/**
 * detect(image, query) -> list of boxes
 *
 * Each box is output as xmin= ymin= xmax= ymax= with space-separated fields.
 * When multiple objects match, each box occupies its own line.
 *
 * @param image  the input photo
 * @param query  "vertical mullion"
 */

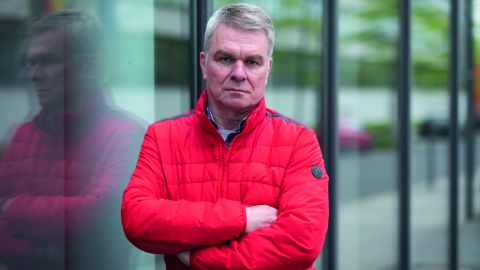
xmin=189 ymin=0 xmax=199 ymax=109
xmin=465 ymin=0 xmax=475 ymax=221
xmin=449 ymin=0 xmax=460 ymax=269
xmin=320 ymin=0 xmax=338 ymax=269
xmin=197 ymin=0 xmax=211 ymax=96
xmin=398 ymin=0 xmax=411 ymax=269
xmin=189 ymin=0 xmax=211 ymax=109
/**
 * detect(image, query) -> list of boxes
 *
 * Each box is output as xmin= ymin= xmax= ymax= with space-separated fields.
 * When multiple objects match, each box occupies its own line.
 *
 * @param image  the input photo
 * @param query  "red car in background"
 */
xmin=317 ymin=119 xmax=374 ymax=151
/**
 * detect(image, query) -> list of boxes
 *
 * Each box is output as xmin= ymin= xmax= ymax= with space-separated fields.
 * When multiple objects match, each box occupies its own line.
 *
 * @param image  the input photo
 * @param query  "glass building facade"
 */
xmin=0 ymin=0 xmax=478 ymax=269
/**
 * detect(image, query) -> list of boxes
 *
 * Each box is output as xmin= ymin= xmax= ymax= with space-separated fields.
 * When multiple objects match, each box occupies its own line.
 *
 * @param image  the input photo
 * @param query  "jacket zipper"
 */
xmin=218 ymin=138 xmax=236 ymax=199
xmin=218 ymin=144 xmax=227 ymax=199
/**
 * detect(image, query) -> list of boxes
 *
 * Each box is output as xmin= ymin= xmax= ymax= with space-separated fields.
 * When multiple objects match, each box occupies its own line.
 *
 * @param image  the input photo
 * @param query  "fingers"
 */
xmin=245 ymin=205 xmax=278 ymax=233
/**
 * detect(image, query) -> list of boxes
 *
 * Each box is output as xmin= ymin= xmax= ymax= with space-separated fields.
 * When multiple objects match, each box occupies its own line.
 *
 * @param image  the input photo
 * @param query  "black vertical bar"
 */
xmin=189 ymin=0 xmax=211 ymax=109
xmin=398 ymin=0 xmax=411 ymax=269
xmin=320 ymin=0 xmax=338 ymax=269
xmin=449 ymin=0 xmax=460 ymax=269
xmin=189 ymin=0 xmax=199 ymax=109
xmin=465 ymin=0 xmax=475 ymax=221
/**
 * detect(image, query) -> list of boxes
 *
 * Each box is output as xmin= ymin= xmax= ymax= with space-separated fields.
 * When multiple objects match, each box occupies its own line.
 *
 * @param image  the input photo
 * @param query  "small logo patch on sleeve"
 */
xmin=311 ymin=165 xmax=323 ymax=179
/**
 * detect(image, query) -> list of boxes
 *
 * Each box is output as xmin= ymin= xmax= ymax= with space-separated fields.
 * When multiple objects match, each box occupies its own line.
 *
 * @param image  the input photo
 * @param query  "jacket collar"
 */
xmin=34 ymin=91 xmax=107 ymax=136
xmin=195 ymin=89 xmax=266 ymax=138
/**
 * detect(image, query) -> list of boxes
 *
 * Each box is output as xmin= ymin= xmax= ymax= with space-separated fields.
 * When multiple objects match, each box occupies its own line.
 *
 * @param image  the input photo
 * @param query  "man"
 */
xmin=0 ymin=12 xmax=144 ymax=269
xmin=122 ymin=3 xmax=329 ymax=269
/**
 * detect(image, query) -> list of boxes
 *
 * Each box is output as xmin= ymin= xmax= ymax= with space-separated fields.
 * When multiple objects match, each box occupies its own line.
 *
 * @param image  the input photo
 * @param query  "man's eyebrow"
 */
xmin=212 ymin=50 xmax=234 ymax=58
xmin=212 ymin=50 xmax=266 ymax=61
xmin=246 ymin=54 xmax=265 ymax=61
xmin=25 ymin=52 xmax=56 ymax=61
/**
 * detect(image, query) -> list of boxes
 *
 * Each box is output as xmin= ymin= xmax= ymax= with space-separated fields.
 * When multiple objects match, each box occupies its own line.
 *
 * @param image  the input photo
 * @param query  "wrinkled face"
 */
xmin=200 ymin=23 xmax=272 ymax=114
xmin=25 ymin=29 xmax=69 ymax=109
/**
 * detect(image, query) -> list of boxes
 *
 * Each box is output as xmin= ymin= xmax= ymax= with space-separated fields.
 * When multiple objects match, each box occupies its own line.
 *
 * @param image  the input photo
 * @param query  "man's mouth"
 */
xmin=36 ymin=89 xmax=53 ymax=97
xmin=37 ymin=88 xmax=56 ymax=93
xmin=225 ymin=88 xmax=248 ymax=93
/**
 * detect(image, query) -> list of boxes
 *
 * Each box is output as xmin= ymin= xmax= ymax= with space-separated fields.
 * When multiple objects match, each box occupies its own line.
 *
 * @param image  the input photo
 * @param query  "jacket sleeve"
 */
xmin=121 ymin=124 xmax=247 ymax=255
xmin=2 ymin=125 xmax=143 ymax=237
xmin=0 ymin=217 xmax=41 ymax=262
xmin=190 ymin=128 xmax=329 ymax=270
xmin=0 ymin=132 xmax=40 ymax=261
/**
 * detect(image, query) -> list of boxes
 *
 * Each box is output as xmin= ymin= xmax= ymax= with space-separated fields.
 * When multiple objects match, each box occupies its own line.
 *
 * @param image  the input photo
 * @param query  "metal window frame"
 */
xmin=189 ymin=0 xmax=211 ymax=108
xmin=465 ymin=0 xmax=475 ymax=222
xmin=449 ymin=0 xmax=460 ymax=269
xmin=398 ymin=0 xmax=412 ymax=269
xmin=321 ymin=0 xmax=339 ymax=270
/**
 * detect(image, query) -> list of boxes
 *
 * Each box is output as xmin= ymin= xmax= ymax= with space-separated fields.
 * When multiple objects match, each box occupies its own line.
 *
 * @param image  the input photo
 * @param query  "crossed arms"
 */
xmin=121 ymin=125 xmax=329 ymax=270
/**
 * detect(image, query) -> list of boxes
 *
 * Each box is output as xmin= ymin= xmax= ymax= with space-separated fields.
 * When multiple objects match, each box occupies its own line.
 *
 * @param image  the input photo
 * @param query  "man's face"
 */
xmin=25 ymin=29 xmax=68 ymax=109
xmin=200 ymin=23 xmax=272 ymax=114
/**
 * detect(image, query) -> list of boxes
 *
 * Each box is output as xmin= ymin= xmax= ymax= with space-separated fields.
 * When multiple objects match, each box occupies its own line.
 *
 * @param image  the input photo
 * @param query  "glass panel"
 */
xmin=0 ymin=0 xmax=172 ymax=269
xmin=153 ymin=0 xmax=190 ymax=268
xmin=213 ymin=0 xmax=325 ymax=268
xmin=475 ymin=0 xmax=480 ymax=220
xmin=154 ymin=0 xmax=190 ymax=120
xmin=459 ymin=0 xmax=480 ymax=268
xmin=411 ymin=0 xmax=449 ymax=269
xmin=337 ymin=0 xmax=399 ymax=269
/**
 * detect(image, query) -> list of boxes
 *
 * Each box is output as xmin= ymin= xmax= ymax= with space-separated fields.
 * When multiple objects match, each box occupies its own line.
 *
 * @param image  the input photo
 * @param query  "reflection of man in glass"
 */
xmin=122 ymin=3 xmax=329 ymax=269
xmin=0 ymin=12 xmax=144 ymax=270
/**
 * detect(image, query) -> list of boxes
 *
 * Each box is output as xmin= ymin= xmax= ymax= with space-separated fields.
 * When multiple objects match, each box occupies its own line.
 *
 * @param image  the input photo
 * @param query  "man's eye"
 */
xmin=245 ymin=59 xmax=259 ymax=66
xmin=26 ymin=56 xmax=59 ymax=67
xmin=219 ymin=57 xmax=233 ymax=63
xmin=25 ymin=59 xmax=36 ymax=67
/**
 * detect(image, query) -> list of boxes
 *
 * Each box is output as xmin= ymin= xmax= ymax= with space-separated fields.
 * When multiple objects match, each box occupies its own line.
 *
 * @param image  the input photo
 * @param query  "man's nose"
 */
xmin=27 ymin=64 xmax=44 ymax=81
xmin=230 ymin=60 xmax=247 ymax=81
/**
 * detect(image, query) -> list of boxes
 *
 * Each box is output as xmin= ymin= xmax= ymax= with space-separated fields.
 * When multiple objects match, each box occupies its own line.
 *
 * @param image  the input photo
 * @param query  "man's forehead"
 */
xmin=31 ymin=28 xmax=65 ymax=42
xmin=209 ymin=23 xmax=269 ymax=55
xmin=27 ymin=30 xmax=65 ymax=55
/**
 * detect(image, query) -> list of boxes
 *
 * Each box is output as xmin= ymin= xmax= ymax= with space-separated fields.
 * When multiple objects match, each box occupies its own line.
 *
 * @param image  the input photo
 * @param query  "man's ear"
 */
xmin=200 ymin=52 xmax=207 ymax=80
xmin=265 ymin=57 xmax=273 ymax=87
xmin=72 ymin=55 xmax=96 ymax=81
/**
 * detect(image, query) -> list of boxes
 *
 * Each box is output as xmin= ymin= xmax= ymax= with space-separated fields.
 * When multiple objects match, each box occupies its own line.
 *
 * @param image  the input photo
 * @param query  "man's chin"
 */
xmin=222 ymin=100 xmax=257 ymax=114
xmin=36 ymin=91 xmax=62 ymax=109
xmin=38 ymin=99 xmax=63 ymax=111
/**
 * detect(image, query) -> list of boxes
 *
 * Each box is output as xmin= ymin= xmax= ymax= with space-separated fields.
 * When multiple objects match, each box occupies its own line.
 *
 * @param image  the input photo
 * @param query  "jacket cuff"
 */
xmin=190 ymin=249 xmax=199 ymax=269
xmin=240 ymin=204 xmax=247 ymax=235
xmin=0 ymin=196 xmax=14 ymax=216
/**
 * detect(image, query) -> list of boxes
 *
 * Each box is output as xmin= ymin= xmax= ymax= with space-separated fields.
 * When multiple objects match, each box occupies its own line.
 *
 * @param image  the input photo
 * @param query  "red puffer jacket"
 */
xmin=0 ymin=95 xmax=145 ymax=270
xmin=122 ymin=90 xmax=329 ymax=270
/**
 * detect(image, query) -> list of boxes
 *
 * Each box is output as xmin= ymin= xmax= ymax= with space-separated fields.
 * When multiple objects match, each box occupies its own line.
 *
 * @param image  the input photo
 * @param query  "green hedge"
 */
xmin=364 ymin=122 xmax=397 ymax=149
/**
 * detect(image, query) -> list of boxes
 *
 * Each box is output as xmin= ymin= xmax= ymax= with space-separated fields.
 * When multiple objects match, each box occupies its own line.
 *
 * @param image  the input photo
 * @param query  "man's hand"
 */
xmin=0 ymin=197 xmax=12 ymax=216
xmin=177 ymin=250 xmax=190 ymax=266
xmin=245 ymin=205 xmax=278 ymax=233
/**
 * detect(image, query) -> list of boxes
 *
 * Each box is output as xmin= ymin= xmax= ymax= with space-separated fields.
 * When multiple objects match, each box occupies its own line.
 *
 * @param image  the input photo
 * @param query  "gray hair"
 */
xmin=27 ymin=11 xmax=104 ymax=58
xmin=203 ymin=3 xmax=275 ymax=57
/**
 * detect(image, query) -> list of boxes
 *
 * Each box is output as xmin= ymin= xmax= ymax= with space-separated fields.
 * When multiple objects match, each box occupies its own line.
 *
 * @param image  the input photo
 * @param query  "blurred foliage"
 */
xmin=412 ymin=0 xmax=449 ymax=89
xmin=340 ymin=0 xmax=450 ymax=89
xmin=214 ymin=0 xmax=461 ymax=90
xmin=271 ymin=49 xmax=322 ymax=86
xmin=364 ymin=122 xmax=397 ymax=149
xmin=339 ymin=0 xmax=399 ymax=88
xmin=155 ymin=36 xmax=189 ymax=85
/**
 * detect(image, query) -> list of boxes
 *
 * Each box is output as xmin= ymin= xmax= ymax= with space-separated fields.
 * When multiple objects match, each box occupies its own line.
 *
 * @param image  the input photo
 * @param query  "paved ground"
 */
xmin=333 ymin=176 xmax=480 ymax=270
xmin=1 ymin=144 xmax=478 ymax=270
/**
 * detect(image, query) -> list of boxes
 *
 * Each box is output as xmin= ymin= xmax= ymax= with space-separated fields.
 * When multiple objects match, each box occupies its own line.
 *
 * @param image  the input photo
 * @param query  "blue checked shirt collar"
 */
xmin=206 ymin=105 xmax=246 ymax=148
